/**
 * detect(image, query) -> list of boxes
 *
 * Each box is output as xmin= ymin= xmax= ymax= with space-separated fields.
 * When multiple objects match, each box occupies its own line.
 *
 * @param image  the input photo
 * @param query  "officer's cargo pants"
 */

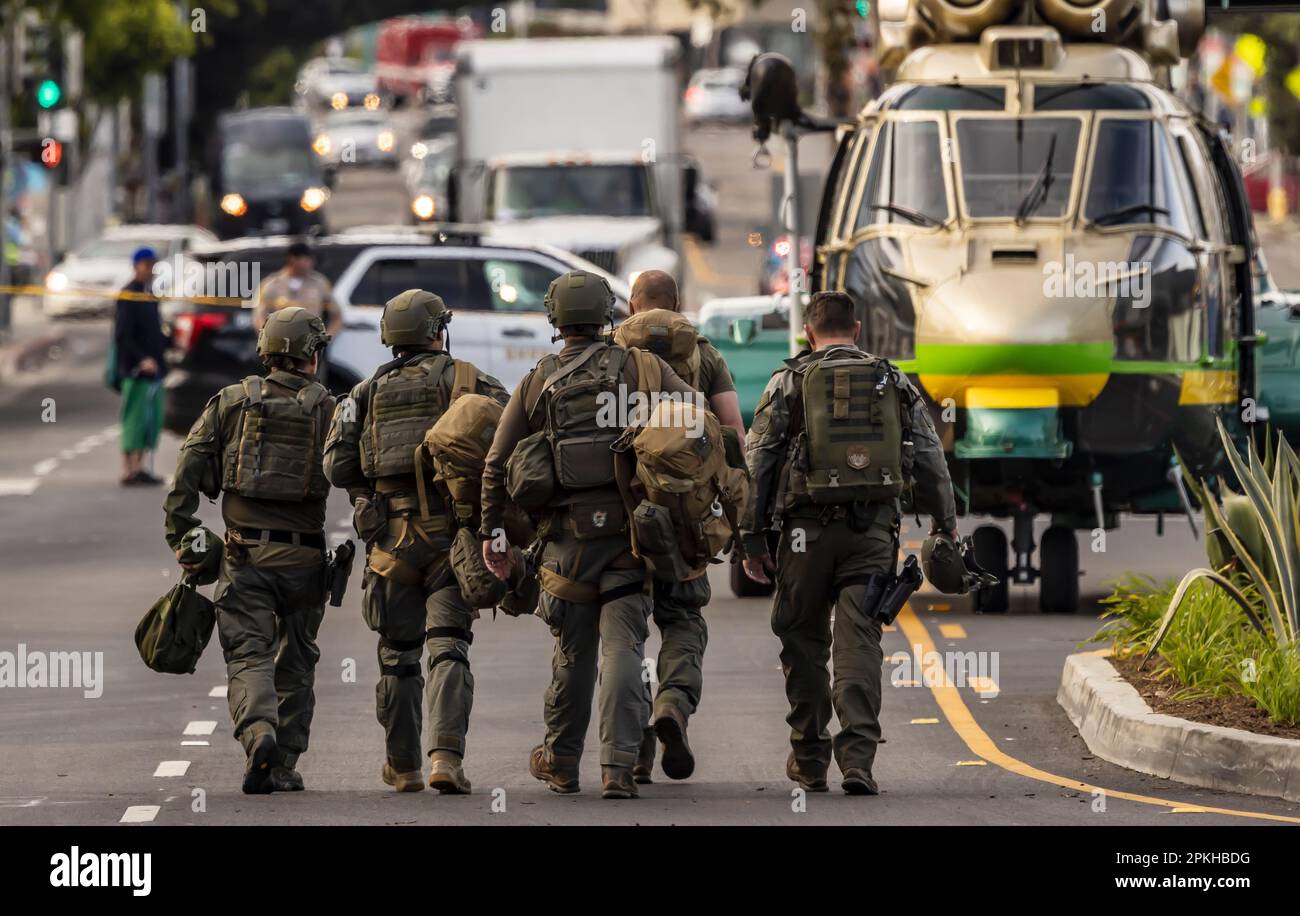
xmin=214 ymin=558 xmax=326 ymax=766
xmin=642 ymin=575 xmax=710 ymax=721
xmin=536 ymin=529 xmax=651 ymax=769
xmin=771 ymin=510 xmax=897 ymax=775
xmin=362 ymin=520 xmax=477 ymax=773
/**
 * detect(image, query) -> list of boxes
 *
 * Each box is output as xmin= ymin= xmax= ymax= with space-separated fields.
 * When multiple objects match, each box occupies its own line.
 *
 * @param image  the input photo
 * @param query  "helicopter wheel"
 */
xmin=972 ymin=525 xmax=1010 ymax=614
xmin=730 ymin=552 xmax=774 ymax=598
xmin=1038 ymin=526 xmax=1079 ymax=614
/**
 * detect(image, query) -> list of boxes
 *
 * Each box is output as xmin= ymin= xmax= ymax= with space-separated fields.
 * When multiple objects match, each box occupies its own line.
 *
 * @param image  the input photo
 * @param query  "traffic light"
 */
xmin=856 ymin=0 xmax=871 ymax=16
xmin=36 ymin=79 xmax=62 ymax=109
xmin=41 ymin=139 xmax=64 ymax=169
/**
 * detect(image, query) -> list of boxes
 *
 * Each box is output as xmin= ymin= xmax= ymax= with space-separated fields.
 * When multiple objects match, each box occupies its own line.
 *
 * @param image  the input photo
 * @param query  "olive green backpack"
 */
xmin=788 ymin=347 xmax=913 ymax=505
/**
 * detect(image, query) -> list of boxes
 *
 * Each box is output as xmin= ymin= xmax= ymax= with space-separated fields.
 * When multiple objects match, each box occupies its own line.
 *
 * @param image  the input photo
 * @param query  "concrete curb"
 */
xmin=1058 ymin=652 xmax=1300 ymax=802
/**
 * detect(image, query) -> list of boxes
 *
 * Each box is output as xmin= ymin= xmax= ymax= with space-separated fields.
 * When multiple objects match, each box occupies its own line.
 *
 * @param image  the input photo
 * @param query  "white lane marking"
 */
xmin=120 ymin=806 xmax=160 ymax=823
xmin=32 ymin=458 xmax=59 ymax=476
xmin=208 ymin=685 xmax=227 ymax=698
xmin=153 ymin=761 xmax=190 ymax=777
xmin=183 ymin=720 xmax=218 ymax=736
xmin=0 ymin=797 xmax=45 ymax=808
xmin=181 ymin=740 xmax=210 ymax=747
xmin=58 ymin=448 xmax=76 ymax=460
xmin=0 ymin=478 xmax=39 ymax=496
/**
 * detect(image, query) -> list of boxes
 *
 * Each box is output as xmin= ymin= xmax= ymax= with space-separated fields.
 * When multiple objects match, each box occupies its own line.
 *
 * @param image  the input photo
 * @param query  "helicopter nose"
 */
xmin=915 ymin=266 xmax=1115 ymax=460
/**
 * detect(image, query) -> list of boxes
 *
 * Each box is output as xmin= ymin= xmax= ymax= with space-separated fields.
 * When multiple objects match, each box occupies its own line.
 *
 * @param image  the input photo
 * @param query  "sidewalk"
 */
xmin=0 ymin=296 xmax=68 ymax=383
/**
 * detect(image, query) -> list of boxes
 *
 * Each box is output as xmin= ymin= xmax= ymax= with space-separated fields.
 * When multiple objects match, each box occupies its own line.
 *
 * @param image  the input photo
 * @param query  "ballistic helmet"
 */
xmin=543 ymin=270 xmax=615 ymax=330
xmin=380 ymin=289 xmax=451 ymax=347
xmin=922 ymin=531 xmax=969 ymax=595
xmin=257 ymin=306 xmax=328 ymax=362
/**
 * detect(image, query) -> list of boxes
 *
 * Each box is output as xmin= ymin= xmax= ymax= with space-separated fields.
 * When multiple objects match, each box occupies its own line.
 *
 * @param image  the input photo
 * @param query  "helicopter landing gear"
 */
xmin=1038 ymin=526 xmax=1080 ymax=614
xmin=971 ymin=525 xmax=1010 ymax=613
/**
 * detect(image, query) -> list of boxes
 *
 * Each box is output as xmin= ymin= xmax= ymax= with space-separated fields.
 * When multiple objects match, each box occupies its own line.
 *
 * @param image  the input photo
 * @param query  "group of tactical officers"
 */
xmin=163 ymin=267 xmax=964 ymax=800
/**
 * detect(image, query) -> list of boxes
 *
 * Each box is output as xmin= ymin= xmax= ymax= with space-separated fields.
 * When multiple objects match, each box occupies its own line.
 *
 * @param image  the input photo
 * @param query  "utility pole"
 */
xmin=172 ymin=1 xmax=191 ymax=223
xmin=143 ymin=72 xmax=164 ymax=223
xmin=0 ymin=11 xmax=12 ymax=336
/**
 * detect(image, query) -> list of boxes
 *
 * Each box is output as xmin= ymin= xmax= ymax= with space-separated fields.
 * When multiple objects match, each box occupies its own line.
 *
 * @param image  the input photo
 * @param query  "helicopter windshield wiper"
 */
xmin=1088 ymin=203 xmax=1170 ymax=227
xmin=1014 ymin=134 xmax=1057 ymax=226
xmin=871 ymin=203 xmax=944 ymax=228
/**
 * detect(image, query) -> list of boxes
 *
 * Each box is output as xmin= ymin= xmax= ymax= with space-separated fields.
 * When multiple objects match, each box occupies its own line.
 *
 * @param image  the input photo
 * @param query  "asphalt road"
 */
xmin=3 ymin=125 xmax=1300 ymax=826
xmin=1 ymin=325 xmax=1298 ymax=826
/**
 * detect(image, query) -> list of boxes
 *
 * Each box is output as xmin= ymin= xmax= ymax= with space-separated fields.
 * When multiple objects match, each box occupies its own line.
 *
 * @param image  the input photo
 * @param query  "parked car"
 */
xmin=43 ymin=224 xmax=217 ymax=319
xmin=684 ymin=67 xmax=750 ymax=125
xmin=209 ymin=108 xmax=330 ymax=239
xmin=693 ymin=293 xmax=803 ymax=425
xmin=162 ymin=227 xmax=629 ymax=434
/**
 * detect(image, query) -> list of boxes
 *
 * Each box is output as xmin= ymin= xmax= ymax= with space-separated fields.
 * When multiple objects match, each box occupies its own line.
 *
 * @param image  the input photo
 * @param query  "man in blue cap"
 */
xmin=112 ymin=246 xmax=167 ymax=485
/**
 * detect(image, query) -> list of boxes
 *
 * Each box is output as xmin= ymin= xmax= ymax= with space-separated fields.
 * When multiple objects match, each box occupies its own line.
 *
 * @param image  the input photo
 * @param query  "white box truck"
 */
xmin=453 ymin=36 xmax=708 ymax=289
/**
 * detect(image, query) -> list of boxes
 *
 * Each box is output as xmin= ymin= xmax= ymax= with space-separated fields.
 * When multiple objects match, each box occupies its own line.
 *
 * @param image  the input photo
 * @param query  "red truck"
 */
xmin=375 ymin=17 xmax=478 ymax=103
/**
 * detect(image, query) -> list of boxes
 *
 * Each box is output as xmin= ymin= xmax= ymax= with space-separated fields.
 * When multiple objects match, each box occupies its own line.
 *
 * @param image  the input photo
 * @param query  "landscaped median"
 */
xmin=1059 ymin=420 xmax=1300 ymax=801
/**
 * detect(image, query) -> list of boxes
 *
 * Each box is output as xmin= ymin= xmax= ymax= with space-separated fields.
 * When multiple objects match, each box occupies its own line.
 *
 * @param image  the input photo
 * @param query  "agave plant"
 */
xmin=1143 ymin=419 xmax=1300 ymax=667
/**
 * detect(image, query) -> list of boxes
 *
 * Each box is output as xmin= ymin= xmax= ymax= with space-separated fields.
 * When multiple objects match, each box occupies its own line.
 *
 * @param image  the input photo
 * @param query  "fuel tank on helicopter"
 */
xmin=805 ymin=0 xmax=1259 ymax=611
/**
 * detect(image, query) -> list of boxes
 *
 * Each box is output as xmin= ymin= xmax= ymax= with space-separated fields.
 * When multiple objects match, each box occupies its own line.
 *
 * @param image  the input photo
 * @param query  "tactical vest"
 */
xmin=613 ymin=309 xmax=703 ymax=389
xmin=785 ymin=347 xmax=914 ymax=507
xmin=359 ymin=353 xmax=476 ymax=480
xmin=223 ymin=376 xmax=331 ymax=501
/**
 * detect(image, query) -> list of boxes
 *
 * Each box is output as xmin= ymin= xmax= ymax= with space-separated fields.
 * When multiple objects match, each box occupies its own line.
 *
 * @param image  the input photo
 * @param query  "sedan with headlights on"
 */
xmin=312 ymin=109 xmax=399 ymax=172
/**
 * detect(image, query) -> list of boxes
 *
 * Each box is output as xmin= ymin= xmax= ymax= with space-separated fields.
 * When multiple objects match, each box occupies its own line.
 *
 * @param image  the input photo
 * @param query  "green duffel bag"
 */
xmin=135 ymin=578 xmax=216 ymax=675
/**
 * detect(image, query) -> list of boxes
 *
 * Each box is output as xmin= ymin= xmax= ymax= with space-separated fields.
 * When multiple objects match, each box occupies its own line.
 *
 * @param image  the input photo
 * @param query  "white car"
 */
xmin=684 ymin=67 xmax=750 ymax=125
xmin=43 ymin=224 xmax=217 ymax=319
xmin=312 ymin=109 xmax=399 ymax=169
xmin=327 ymin=235 xmax=631 ymax=392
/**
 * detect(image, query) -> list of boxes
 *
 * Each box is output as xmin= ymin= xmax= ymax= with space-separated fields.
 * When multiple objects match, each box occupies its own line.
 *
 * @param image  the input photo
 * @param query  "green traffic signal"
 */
xmin=36 ymin=79 xmax=62 ymax=109
xmin=856 ymin=0 xmax=870 ymax=16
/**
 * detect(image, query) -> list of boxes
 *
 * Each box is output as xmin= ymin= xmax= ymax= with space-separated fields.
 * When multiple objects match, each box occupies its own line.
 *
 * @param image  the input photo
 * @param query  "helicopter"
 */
xmin=740 ymin=0 xmax=1275 ymax=612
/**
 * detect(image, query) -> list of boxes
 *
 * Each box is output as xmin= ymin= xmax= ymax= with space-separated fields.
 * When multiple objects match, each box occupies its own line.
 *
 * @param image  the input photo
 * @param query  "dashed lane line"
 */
xmin=183 ymin=720 xmax=218 ymax=736
xmin=153 ymin=761 xmax=191 ymax=778
xmin=120 ymin=806 xmax=160 ymax=824
xmin=894 ymin=604 xmax=1300 ymax=824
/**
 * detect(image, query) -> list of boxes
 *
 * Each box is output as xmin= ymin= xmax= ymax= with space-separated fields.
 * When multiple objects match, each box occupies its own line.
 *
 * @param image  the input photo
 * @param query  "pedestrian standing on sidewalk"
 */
xmin=113 ymin=246 xmax=167 ymax=486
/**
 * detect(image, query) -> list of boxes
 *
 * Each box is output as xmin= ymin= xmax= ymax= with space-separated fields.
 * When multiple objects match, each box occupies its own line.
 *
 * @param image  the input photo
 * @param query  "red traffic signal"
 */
xmin=41 ymin=138 xmax=63 ymax=168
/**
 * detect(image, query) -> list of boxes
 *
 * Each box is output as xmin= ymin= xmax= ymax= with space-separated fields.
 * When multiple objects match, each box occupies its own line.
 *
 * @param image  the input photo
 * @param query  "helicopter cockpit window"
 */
xmin=895 ymin=85 xmax=1005 ymax=111
xmin=855 ymin=120 xmax=949 ymax=229
xmin=954 ymin=117 xmax=1080 ymax=219
xmin=1084 ymin=120 xmax=1195 ymax=236
xmin=1032 ymin=83 xmax=1150 ymax=111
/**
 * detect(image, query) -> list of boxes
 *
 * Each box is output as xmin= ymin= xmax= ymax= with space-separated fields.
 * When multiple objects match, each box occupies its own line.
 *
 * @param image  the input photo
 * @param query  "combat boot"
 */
xmin=633 ymin=726 xmax=656 ymax=784
xmin=653 ymin=705 xmax=694 ymax=780
xmin=529 ymin=744 xmax=580 ymax=794
xmin=428 ymin=750 xmax=472 ymax=795
xmin=600 ymin=765 xmax=638 ymax=799
xmin=841 ymin=768 xmax=880 ymax=796
xmin=242 ymin=732 xmax=277 ymax=795
xmin=381 ymin=761 xmax=425 ymax=793
xmin=785 ymin=753 xmax=828 ymax=793
xmin=269 ymin=765 xmax=305 ymax=792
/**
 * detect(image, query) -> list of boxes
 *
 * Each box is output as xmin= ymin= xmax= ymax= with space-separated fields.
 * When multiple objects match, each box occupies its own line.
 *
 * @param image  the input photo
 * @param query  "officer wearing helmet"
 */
xmin=164 ymin=306 xmax=336 ymax=795
xmin=479 ymin=269 xmax=697 ymax=799
xmin=324 ymin=289 xmax=507 ymax=795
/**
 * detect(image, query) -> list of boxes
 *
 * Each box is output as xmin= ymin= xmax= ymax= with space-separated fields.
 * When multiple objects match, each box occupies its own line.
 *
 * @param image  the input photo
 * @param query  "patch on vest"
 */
xmin=592 ymin=510 xmax=608 ymax=529
xmin=846 ymin=445 xmax=871 ymax=470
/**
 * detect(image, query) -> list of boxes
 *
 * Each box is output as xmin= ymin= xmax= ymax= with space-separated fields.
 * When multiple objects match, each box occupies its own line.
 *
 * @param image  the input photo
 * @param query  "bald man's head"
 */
xmin=629 ymin=270 xmax=679 ymax=314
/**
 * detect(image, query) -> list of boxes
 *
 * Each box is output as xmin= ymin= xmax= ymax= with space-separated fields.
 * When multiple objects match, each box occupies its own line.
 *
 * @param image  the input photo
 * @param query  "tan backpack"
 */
xmin=613 ymin=309 xmax=702 ymax=388
xmin=615 ymin=398 xmax=749 ymax=580
xmin=416 ymin=393 xmax=535 ymax=545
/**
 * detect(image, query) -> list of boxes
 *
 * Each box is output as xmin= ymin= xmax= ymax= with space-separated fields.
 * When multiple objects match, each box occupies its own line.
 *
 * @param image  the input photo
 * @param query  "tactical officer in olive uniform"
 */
xmin=619 ymin=270 xmax=745 ymax=784
xmin=480 ymin=270 xmax=696 ymax=799
xmin=324 ymin=290 xmax=507 ymax=794
xmin=741 ymin=291 xmax=959 ymax=795
xmin=164 ymin=306 xmax=335 ymax=794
